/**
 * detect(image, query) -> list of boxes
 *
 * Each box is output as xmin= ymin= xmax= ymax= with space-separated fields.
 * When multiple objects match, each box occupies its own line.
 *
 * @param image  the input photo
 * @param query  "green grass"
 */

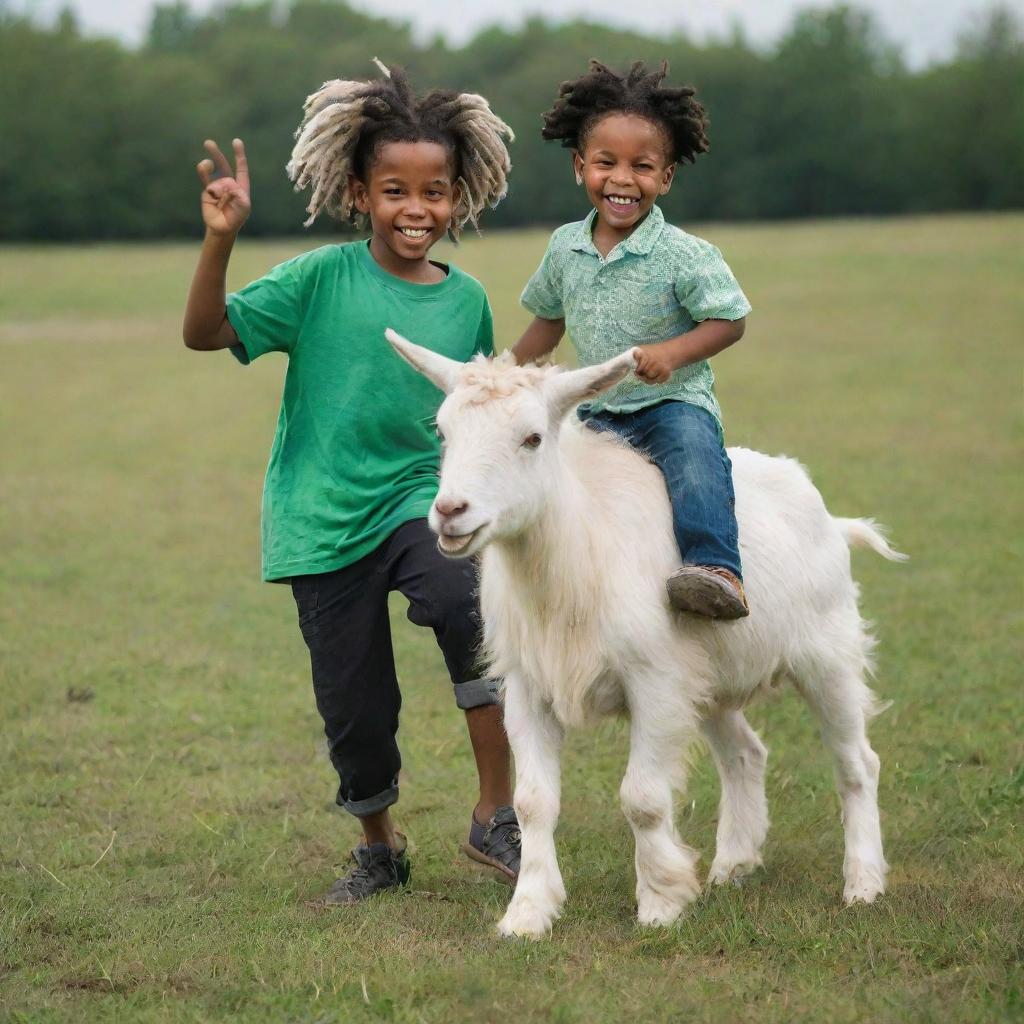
xmin=1 ymin=214 xmax=1022 ymax=1022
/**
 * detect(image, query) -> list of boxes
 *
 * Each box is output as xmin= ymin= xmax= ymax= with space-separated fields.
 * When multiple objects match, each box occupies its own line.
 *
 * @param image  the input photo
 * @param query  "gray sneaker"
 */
xmin=316 ymin=836 xmax=411 ymax=905
xmin=667 ymin=566 xmax=750 ymax=619
xmin=463 ymin=806 xmax=521 ymax=883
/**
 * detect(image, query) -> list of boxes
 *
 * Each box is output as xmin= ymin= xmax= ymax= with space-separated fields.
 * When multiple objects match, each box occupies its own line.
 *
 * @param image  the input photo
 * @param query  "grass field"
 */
xmin=1 ymin=214 xmax=1021 ymax=1022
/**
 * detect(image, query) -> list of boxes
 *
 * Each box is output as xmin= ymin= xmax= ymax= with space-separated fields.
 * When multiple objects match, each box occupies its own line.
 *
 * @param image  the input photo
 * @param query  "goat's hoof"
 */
xmin=843 ymin=881 xmax=885 ymax=905
xmin=708 ymin=854 xmax=763 ymax=887
xmin=637 ymin=907 xmax=684 ymax=927
xmin=636 ymin=895 xmax=686 ymax=927
xmin=636 ymin=882 xmax=698 ymax=927
xmin=496 ymin=899 xmax=559 ymax=939
xmin=842 ymin=860 xmax=886 ymax=904
xmin=845 ymin=890 xmax=879 ymax=905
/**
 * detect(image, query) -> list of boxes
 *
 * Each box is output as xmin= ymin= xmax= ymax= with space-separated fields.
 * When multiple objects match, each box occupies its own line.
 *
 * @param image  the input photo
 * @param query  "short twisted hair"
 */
xmin=541 ymin=59 xmax=709 ymax=165
xmin=287 ymin=59 xmax=514 ymax=236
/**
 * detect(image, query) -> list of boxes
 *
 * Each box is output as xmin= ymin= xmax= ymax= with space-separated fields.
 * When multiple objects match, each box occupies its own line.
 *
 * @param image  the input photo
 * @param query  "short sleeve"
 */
xmin=673 ymin=243 xmax=751 ymax=323
xmin=475 ymin=297 xmax=495 ymax=357
xmin=225 ymin=255 xmax=306 ymax=365
xmin=520 ymin=236 xmax=565 ymax=320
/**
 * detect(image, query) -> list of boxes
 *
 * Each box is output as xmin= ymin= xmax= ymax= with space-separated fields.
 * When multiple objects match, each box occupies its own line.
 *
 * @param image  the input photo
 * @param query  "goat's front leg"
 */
xmin=621 ymin=687 xmax=702 ymax=926
xmin=497 ymin=674 xmax=565 ymax=939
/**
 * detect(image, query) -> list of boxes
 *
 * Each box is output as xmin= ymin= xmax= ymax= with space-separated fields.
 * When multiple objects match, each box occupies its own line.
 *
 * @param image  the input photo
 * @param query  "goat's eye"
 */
xmin=435 ymin=428 xmax=445 ymax=443
xmin=521 ymin=433 xmax=543 ymax=450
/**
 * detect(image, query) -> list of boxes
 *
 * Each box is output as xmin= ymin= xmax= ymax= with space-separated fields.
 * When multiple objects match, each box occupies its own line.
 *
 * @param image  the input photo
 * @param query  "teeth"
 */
xmin=607 ymin=196 xmax=637 ymax=205
xmin=399 ymin=228 xmax=429 ymax=237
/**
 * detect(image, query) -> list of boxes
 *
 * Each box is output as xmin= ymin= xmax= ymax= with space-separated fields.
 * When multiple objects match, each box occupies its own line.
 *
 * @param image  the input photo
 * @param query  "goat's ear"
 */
xmin=543 ymin=348 xmax=637 ymax=420
xmin=385 ymin=328 xmax=463 ymax=395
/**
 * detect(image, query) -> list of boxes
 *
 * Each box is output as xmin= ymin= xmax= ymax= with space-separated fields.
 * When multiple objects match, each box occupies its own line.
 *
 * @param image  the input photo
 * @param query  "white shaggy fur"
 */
xmin=386 ymin=329 xmax=906 ymax=938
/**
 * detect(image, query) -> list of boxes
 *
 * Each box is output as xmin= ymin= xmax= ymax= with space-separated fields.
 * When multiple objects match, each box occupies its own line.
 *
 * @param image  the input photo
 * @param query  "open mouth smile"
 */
xmin=437 ymin=526 xmax=483 ymax=555
xmin=398 ymin=227 xmax=431 ymax=238
xmin=604 ymin=195 xmax=640 ymax=210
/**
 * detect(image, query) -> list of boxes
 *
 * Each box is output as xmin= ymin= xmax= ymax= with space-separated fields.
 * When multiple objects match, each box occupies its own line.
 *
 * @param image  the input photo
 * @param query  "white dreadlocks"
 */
xmin=287 ymin=60 xmax=514 ymax=235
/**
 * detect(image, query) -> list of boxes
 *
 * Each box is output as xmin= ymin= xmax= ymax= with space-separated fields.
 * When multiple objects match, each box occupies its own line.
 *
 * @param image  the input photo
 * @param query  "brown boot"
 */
xmin=667 ymin=566 xmax=750 ymax=619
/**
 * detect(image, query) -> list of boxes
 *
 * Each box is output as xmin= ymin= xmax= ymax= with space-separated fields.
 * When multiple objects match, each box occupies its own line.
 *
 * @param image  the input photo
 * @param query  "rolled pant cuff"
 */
xmin=454 ymin=677 xmax=501 ymax=710
xmin=339 ymin=783 xmax=399 ymax=818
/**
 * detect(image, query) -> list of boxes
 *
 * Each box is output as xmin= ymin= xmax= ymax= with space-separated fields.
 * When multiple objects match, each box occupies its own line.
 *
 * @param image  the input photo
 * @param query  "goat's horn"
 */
xmin=385 ymin=328 xmax=464 ymax=395
xmin=544 ymin=349 xmax=636 ymax=419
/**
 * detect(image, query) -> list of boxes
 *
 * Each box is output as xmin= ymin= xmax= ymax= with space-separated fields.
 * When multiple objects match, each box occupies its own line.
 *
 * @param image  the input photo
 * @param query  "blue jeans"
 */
xmin=582 ymin=400 xmax=743 ymax=580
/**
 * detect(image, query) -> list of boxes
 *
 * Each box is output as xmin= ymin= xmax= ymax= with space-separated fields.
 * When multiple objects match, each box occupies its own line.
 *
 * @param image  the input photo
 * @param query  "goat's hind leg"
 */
xmin=797 ymin=662 xmax=887 ymax=904
xmin=701 ymin=707 xmax=769 ymax=886
xmin=621 ymin=689 xmax=702 ymax=927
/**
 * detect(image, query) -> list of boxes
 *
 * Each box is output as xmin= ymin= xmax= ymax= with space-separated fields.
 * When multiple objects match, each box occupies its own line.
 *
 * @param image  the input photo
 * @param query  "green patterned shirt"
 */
xmin=521 ymin=205 xmax=750 ymax=422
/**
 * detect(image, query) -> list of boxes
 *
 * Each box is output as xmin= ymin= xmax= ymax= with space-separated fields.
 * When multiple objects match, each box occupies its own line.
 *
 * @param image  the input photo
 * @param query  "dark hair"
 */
xmin=287 ymin=60 xmax=513 ymax=236
xmin=541 ymin=59 xmax=709 ymax=165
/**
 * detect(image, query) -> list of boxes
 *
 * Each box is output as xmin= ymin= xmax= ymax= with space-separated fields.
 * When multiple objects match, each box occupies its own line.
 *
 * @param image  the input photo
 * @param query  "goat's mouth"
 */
xmin=436 ymin=525 xmax=485 ymax=557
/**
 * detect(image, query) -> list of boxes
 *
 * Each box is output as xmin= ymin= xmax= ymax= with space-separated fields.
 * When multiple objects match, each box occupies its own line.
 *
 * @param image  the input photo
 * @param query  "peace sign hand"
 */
xmin=197 ymin=138 xmax=251 ymax=237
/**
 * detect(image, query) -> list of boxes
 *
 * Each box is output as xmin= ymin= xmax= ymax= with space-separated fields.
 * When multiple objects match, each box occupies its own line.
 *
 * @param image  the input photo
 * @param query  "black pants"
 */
xmin=290 ymin=519 xmax=498 ymax=818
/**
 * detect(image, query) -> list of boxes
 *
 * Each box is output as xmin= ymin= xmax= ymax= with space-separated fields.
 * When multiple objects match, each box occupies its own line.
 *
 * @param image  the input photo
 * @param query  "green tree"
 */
xmin=901 ymin=6 xmax=1024 ymax=210
xmin=743 ymin=6 xmax=907 ymax=217
xmin=148 ymin=1 xmax=199 ymax=53
xmin=1 ymin=0 xmax=1021 ymax=239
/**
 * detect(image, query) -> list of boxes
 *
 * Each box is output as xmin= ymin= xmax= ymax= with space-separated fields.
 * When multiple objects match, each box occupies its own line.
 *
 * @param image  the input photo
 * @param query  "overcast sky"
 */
xmin=11 ymin=0 xmax=1018 ymax=67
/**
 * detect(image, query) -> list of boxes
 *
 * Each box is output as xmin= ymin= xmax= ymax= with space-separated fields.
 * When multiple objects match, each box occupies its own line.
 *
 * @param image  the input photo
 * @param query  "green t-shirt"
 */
xmin=226 ymin=240 xmax=493 ymax=581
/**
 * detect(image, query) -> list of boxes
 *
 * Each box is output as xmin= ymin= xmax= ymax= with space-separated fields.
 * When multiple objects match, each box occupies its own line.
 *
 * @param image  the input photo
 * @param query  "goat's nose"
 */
xmin=435 ymin=496 xmax=469 ymax=518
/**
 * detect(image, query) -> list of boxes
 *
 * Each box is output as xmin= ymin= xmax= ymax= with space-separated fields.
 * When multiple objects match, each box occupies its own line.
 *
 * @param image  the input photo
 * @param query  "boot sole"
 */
xmin=667 ymin=572 xmax=749 ymax=619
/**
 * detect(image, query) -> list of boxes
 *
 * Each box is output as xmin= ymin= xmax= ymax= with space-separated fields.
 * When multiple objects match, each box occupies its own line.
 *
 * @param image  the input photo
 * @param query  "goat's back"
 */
xmin=482 ymin=423 xmax=870 ymax=721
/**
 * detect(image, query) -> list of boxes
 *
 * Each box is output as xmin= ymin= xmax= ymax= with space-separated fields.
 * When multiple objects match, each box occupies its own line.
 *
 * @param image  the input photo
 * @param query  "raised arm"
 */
xmin=511 ymin=316 xmax=566 ymax=365
xmin=183 ymin=139 xmax=252 ymax=351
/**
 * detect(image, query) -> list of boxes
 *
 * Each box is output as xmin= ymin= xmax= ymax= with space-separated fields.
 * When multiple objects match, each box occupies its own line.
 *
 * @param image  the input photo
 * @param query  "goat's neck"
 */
xmin=493 ymin=445 xmax=596 ymax=597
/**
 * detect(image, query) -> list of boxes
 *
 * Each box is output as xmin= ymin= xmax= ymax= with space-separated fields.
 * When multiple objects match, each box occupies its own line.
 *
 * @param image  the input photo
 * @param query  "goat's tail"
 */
xmin=834 ymin=517 xmax=908 ymax=562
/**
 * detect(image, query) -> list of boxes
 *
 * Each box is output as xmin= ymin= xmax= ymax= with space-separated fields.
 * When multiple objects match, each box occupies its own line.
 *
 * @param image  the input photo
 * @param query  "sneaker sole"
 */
xmin=304 ymin=882 xmax=406 ymax=908
xmin=461 ymin=842 xmax=517 ymax=885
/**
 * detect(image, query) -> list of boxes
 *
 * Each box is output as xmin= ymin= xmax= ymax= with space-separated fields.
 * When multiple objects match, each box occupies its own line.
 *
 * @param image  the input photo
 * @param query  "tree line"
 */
xmin=1 ymin=1 xmax=1021 ymax=239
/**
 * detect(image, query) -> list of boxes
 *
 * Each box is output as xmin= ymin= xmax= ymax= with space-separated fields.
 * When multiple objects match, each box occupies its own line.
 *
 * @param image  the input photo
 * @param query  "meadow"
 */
xmin=1 ymin=214 xmax=1021 ymax=1022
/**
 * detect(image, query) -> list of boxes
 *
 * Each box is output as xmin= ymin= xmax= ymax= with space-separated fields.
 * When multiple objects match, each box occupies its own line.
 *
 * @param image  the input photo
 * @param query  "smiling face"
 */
xmin=351 ymin=140 xmax=459 ymax=281
xmin=573 ymin=113 xmax=676 ymax=248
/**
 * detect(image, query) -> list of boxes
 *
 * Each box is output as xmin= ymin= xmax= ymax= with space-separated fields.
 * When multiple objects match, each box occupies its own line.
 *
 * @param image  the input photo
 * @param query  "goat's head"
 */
xmin=385 ymin=328 xmax=636 ymax=557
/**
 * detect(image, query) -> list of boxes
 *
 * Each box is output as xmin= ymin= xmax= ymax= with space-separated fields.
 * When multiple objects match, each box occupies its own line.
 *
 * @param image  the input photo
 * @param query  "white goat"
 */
xmin=386 ymin=329 xmax=906 ymax=939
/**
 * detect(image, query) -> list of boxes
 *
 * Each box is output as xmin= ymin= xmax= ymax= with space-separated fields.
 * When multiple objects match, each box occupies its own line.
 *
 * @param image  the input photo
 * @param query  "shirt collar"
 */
xmin=570 ymin=205 xmax=665 ymax=259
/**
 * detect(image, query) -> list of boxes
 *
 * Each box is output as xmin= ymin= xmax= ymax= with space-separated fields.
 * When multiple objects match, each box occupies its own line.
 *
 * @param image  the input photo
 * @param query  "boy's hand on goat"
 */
xmin=197 ymin=138 xmax=251 ymax=237
xmin=633 ymin=341 xmax=678 ymax=384
xmin=633 ymin=320 xmax=746 ymax=386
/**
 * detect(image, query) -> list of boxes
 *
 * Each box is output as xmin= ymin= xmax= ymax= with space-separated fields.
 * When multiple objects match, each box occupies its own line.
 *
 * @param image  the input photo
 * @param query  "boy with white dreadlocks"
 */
xmin=183 ymin=61 xmax=520 ymax=903
xmin=514 ymin=59 xmax=751 ymax=619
